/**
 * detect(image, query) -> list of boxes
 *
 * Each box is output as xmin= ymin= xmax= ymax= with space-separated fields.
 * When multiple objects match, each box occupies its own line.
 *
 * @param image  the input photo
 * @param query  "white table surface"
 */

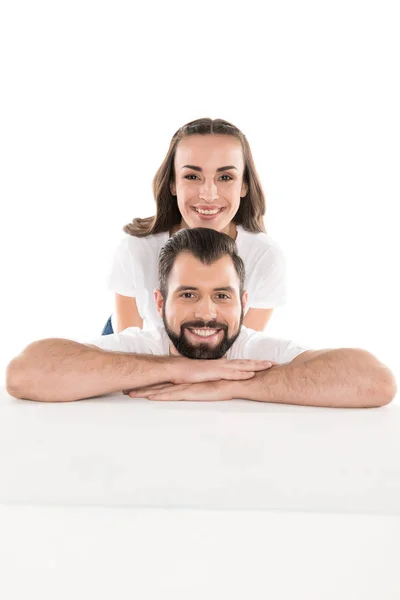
xmin=1 ymin=388 xmax=400 ymax=599
xmin=1 ymin=389 xmax=400 ymax=514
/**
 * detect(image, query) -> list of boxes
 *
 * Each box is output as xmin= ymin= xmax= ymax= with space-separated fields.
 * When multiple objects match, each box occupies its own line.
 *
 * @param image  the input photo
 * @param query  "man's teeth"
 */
xmin=194 ymin=208 xmax=222 ymax=215
xmin=190 ymin=328 xmax=218 ymax=337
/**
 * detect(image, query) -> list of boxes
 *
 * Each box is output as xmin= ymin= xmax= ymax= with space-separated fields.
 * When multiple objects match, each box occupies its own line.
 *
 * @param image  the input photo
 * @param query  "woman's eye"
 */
xmin=184 ymin=174 xmax=233 ymax=182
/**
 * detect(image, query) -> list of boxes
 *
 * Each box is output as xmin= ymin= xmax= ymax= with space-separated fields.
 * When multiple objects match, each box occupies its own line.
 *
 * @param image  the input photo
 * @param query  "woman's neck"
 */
xmin=170 ymin=220 xmax=237 ymax=240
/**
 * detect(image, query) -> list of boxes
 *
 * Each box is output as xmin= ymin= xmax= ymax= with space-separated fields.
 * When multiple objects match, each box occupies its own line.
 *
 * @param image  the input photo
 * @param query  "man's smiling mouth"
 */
xmin=185 ymin=327 xmax=223 ymax=341
xmin=188 ymin=328 xmax=220 ymax=337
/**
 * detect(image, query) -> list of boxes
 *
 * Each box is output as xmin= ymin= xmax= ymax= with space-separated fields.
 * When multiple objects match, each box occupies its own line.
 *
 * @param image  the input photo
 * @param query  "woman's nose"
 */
xmin=199 ymin=180 xmax=219 ymax=202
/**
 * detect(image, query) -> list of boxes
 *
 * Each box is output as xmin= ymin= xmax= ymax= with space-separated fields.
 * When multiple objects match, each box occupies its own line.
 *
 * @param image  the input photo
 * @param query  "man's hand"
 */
xmin=127 ymin=379 xmax=235 ymax=402
xmin=170 ymin=357 xmax=275 ymax=385
xmin=122 ymin=360 xmax=278 ymax=396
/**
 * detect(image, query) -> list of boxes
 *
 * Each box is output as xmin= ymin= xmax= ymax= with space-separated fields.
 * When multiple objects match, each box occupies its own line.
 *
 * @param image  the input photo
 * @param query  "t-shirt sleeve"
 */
xmin=107 ymin=236 xmax=137 ymax=297
xmin=249 ymin=244 xmax=287 ymax=309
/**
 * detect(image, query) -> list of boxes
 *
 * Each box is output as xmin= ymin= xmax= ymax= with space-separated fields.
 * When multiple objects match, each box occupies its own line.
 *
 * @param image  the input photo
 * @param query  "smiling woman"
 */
xmin=102 ymin=118 xmax=287 ymax=335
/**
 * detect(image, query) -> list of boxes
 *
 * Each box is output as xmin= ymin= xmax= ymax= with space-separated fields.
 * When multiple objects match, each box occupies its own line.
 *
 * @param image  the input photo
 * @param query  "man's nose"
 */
xmin=194 ymin=298 xmax=217 ymax=321
xmin=199 ymin=180 xmax=219 ymax=202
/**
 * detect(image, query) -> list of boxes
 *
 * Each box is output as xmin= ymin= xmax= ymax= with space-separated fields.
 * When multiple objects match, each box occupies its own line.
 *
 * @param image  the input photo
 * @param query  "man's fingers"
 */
xmin=129 ymin=383 xmax=170 ymax=394
xmin=222 ymin=370 xmax=255 ymax=380
xmin=228 ymin=360 xmax=272 ymax=370
xmin=129 ymin=383 xmax=178 ymax=397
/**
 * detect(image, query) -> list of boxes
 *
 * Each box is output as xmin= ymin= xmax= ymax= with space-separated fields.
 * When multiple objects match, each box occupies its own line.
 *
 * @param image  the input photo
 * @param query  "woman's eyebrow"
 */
xmin=181 ymin=165 xmax=238 ymax=172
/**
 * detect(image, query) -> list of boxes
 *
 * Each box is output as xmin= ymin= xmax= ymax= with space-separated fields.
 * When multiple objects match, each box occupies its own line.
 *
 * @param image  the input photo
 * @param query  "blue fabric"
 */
xmin=101 ymin=316 xmax=114 ymax=336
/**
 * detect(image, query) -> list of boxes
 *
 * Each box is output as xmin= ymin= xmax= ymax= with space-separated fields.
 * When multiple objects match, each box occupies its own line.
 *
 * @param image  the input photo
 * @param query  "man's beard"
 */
xmin=162 ymin=306 xmax=244 ymax=360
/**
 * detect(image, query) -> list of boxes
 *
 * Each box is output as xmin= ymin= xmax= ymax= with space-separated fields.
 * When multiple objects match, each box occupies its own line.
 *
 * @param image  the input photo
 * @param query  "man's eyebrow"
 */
xmin=174 ymin=286 xmax=237 ymax=294
xmin=181 ymin=165 xmax=238 ymax=172
xmin=214 ymin=286 xmax=236 ymax=293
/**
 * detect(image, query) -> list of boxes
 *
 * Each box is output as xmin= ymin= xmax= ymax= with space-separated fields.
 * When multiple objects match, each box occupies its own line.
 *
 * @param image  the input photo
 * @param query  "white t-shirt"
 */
xmin=107 ymin=225 xmax=287 ymax=330
xmin=89 ymin=325 xmax=309 ymax=365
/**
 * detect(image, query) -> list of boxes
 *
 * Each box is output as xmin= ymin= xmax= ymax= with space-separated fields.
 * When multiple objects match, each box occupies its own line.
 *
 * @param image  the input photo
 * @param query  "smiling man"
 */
xmin=6 ymin=228 xmax=397 ymax=407
xmin=158 ymin=238 xmax=246 ymax=361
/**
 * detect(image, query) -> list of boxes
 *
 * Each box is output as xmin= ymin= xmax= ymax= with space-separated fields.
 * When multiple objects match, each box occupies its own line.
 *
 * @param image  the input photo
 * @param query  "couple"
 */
xmin=6 ymin=227 xmax=396 ymax=407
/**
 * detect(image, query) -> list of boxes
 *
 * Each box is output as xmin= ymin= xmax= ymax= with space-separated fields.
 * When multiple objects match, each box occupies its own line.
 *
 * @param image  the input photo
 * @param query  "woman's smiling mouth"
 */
xmin=192 ymin=206 xmax=225 ymax=218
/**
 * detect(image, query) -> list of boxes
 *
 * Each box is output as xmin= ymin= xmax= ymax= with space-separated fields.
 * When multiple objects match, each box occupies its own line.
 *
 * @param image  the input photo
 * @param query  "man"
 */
xmin=6 ymin=228 xmax=396 ymax=407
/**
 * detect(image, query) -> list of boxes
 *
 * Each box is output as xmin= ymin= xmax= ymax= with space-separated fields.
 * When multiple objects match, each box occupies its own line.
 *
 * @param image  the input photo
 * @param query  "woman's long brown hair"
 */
xmin=124 ymin=118 xmax=266 ymax=237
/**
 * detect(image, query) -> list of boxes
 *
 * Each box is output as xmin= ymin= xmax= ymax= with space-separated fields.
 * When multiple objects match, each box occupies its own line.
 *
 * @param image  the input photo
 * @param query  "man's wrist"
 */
xmin=163 ymin=355 xmax=189 ymax=382
xmin=216 ymin=378 xmax=248 ymax=400
xmin=229 ymin=370 xmax=270 ymax=402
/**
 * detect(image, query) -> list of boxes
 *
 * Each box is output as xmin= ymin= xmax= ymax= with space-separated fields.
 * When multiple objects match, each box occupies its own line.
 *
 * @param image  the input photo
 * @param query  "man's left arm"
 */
xmin=230 ymin=348 xmax=397 ymax=408
xmin=129 ymin=349 xmax=397 ymax=408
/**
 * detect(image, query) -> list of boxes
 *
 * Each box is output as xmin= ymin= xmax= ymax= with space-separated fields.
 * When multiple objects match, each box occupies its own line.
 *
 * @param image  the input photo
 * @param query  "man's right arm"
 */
xmin=5 ymin=338 xmax=272 ymax=403
xmin=5 ymin=338 xmax=178 ymax=402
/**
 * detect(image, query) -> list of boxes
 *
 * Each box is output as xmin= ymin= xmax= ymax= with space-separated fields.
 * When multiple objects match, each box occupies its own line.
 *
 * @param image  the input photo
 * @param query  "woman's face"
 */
xmin=171 ymin=134 xmax=248 ymax=235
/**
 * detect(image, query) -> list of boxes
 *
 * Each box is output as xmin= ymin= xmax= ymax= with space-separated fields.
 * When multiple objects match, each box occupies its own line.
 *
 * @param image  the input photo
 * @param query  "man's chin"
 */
xmin=176 ymin=344 xmax=226 ymax=360
xmin=165 ymin=331 xmax=225 ymax=359
xmin=162 ymin=310 xmax=244 ymax=360
xmin=168 ymin=329 xmax=239 ymax=360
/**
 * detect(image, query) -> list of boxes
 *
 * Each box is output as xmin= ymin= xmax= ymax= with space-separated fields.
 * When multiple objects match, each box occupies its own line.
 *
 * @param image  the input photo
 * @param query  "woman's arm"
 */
xmin=115 ymin=294 xmax=143 ymax=332
xmin=243 ymin=308 xmax=274 ymax=332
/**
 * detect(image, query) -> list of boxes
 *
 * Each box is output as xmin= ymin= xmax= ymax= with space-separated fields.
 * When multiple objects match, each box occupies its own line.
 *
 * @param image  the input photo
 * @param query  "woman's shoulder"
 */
xmin=115 ymin=230 xmax=170 ymax=257
xmin=236 ymin=225 xmax=285 ymax=257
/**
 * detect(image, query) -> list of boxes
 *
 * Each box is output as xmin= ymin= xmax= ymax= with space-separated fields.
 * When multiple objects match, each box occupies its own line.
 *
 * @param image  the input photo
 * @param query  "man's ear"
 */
xmin=241 ymin=290 xmax=249 ymax=313
xmin=154 ymin=289 xmax=164 ymax=317
xmin=170 ymin=180 xmax=176 ymax=196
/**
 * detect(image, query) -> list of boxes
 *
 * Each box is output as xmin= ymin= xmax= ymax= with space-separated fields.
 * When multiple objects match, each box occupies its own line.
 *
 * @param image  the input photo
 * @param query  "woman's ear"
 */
xmin=170 ymin=180 xmax=176 ymax=196
xmin=154 ymin=289 xmax=164 ymax=317
xmin=240 ymin=181 xmax=248 ymax=198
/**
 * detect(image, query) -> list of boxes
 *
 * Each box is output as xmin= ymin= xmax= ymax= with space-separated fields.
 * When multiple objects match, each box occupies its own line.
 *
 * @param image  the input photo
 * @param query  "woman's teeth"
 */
xmin=193 ymin=207 xmax=223 ymax=215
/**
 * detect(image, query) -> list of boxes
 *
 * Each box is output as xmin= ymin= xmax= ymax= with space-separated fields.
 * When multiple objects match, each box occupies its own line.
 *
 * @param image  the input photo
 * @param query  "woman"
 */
xmin=102 ymin=118 xmax=286 ymax=334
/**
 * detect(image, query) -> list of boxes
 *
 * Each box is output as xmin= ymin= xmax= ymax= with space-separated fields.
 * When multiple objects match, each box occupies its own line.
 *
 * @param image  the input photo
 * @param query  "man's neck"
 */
xmin=169 ymin=343 xmax=180 ymax=357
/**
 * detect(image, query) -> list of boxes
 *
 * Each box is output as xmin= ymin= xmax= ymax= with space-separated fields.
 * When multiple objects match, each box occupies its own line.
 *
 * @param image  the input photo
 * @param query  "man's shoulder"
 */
xmin=228 ymin=326 xmax=309 ymax=363
xmin=227 ymin=326 xmax=267 ymax=358
xmin=87 ymin=326 xmax=168 ymax=355
xmin=120 ymin=325 xmax=168 ymax=346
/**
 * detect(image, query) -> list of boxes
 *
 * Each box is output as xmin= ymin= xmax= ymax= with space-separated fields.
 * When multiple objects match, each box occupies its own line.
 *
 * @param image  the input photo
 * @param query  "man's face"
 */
xmin=155 ymin=253 xmax=248 ymax=359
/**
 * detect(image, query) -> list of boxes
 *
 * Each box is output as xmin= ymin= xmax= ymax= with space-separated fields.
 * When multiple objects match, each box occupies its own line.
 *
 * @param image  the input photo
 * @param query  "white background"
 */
xmin=0 ymin=0 xmax=399 ymax=401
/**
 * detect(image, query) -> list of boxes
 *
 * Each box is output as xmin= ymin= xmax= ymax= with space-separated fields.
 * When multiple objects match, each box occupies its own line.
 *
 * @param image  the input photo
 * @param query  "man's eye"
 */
xmin=181 ymin=292 xmax=195 ymax=298
xmin=216 ymin=294 xmax=229 ymax=300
